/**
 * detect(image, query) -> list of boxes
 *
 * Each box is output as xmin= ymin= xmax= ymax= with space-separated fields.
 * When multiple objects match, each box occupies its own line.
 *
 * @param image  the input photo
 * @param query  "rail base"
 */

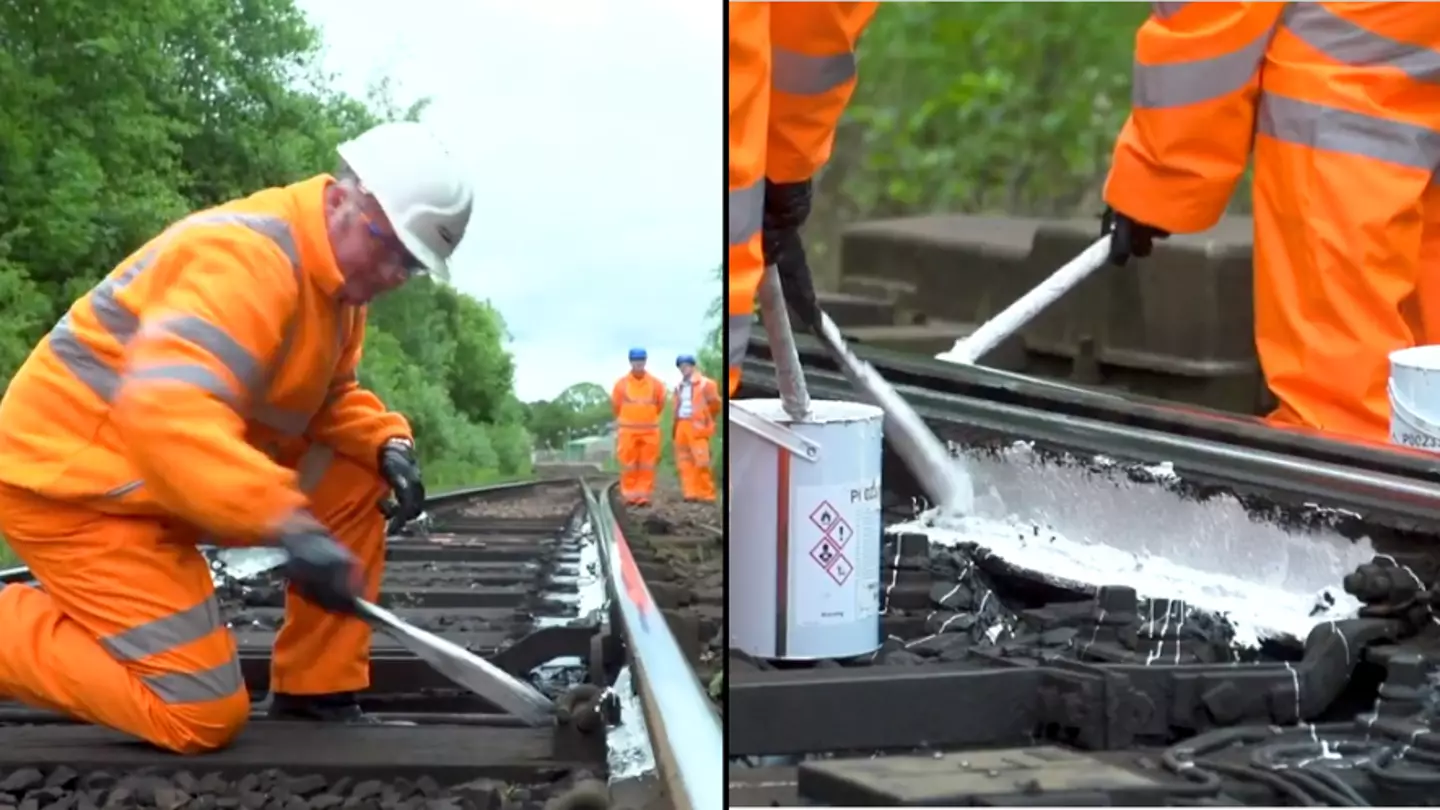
xmin=0 ymin=721 xmax=599 ymax=782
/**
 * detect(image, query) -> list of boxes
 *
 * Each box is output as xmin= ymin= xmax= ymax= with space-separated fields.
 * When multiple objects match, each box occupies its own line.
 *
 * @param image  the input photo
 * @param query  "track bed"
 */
xmin=734 ymin=347 xmax=1440 ymax=806
xmin=0 ymin=480 xmax=622 ymax=809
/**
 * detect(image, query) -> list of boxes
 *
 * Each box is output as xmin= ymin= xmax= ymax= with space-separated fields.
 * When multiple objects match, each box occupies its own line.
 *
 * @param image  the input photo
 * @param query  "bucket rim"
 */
xmin=1389 ymin=344 xmax=1440 ymax=369
xmin=732 ymin=397 xmax=885 ymax=424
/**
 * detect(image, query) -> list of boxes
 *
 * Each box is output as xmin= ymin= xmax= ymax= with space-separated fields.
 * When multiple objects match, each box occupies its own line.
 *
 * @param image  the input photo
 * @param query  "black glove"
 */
xmin=762 ymin=179 xmax=822 ymax=332
xmin=280 ymin=527 xmax=362 ymax=614
xmin=1101 ymin=207 xmax=1169 ymax=267
xmin=379 ymin=438 xmax=425 ymax=523
xmin=772 ymin=230 xmax=823 ymax=332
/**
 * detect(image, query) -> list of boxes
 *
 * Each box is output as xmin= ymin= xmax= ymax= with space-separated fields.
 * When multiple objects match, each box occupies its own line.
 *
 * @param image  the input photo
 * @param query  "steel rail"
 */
xmin=747 ymin=331 xmax=1440 ymax=483
xmin=585 ymin=480 xmax=723 ymax=810
xmin=742 ymin=358 xmax=1440 ymax=531
xmin=1 ymin=475 xmax=720 ymax=805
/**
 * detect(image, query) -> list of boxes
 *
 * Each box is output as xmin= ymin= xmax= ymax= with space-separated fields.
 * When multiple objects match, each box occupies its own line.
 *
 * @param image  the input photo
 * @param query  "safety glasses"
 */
xmin=362 ymin=217 xmax=426 ymax=278
xmin=353 ymin=182 xmax=426 ymax=278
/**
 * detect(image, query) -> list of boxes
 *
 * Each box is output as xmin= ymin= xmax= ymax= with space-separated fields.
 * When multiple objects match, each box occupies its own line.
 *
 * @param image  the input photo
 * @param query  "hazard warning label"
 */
xmin=809 ymin=537 xmax=842 ymax=571
xmin=793 ymin=482 xmax=879 ymax=627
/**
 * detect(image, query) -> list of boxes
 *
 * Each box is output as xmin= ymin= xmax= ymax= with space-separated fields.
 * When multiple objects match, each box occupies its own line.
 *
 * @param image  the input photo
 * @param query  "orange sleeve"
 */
xmin=705 ymin=378 xmax=722 ymax=418
xmin=651 ymin=375 xmax=667 ymax=410
xmin=611 ymin=380 xmax=625 ymax=417
xmin=306 ymin=306 xmax=410 ymax=468
xmin=112 ymin=228 xmax=308 ymax=543
xmin=766 ymin=2 xmax=879 ymax=183
xmin=1104 ymin=2 xmax=1285 ymax=234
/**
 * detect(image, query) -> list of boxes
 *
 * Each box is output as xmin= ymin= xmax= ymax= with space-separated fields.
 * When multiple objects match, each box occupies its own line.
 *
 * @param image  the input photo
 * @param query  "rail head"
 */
xmin=583 ymin=481 xmax=723 ymax=810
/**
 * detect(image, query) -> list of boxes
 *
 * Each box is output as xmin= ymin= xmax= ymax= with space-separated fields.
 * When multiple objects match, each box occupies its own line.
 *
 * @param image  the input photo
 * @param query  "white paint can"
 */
xmin=1389 ymin=345 xmax=1440 ymax=453
xmin=728 ymin=398 xmax=884 ymax=660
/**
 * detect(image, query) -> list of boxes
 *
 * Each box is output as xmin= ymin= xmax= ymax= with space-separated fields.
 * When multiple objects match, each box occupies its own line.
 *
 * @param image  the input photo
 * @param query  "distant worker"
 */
xmin=0 ymin=121 xmax=473 ymax=753
xmin=1102 ymin=3 xmax=1440 ymax=443
xmin=672 ymin=355 xmax=722 ymax=502
xmin=611 ymin=349 xmax=667 ymax=506
xmin=727 ymin=1 xmax=879 ymax=395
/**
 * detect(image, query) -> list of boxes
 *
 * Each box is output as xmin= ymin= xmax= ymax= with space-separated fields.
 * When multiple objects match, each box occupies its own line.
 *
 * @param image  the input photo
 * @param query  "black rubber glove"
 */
xmin=1101 ymin=207 xmax=1169 ymax=267
xmin=762 ymin=179 xmax=822 ymax=332
xmin=280 ymin=528 xmax=362 ymax=614
xmin=379 ymin=438 xmax=425 ymax=523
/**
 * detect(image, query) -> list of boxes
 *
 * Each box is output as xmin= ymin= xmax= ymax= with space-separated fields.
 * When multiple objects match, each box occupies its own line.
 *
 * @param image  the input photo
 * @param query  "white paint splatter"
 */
xmin=890 ymin=441 xmax=1373 ymax=649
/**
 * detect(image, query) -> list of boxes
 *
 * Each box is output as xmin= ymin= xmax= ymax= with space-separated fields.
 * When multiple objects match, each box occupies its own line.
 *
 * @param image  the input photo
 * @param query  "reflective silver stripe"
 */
xmin=1283 ymin=4 xmax=1440 ymax=84
xmin=48 ymin=211 xmax=300 ymax=408
xmin=1153 ymin=2 xmax=1188 ymax=20
xmin=103 ymin=480 xmax=144 ymax=498
xmin=728 ymin=314 xmax=754 ymax=367
xmin=49 ymin=313 xmax=121 ymax=402
xmin=48 ymin=211 xmax=312 ymax=440
xmin=143 ymin=659 xmax=244 ymax=704
xmin=1131 ymin=26 xmax=1273 ymax=109
xmin=617 ymin=421 xmax=660 ymax=429
xmin=728 ymin=180 xmax=764 ymax=247
xmin=1257 ymin=92 xmax=1440 ymax=171
xmin=771 ymin=47 xmax=857 ymax=96
xmin=100 ymin=596 xmax=223 ymax=661
xmin=141 ymin=315 xmax=264 ymax=394
xmin=295 ymin=442 xmax=334 ymax=492
xmin=253 ymin=403 xmax=313 ymax=436
xmin=124 ymin=364 xmax=238 ymax=403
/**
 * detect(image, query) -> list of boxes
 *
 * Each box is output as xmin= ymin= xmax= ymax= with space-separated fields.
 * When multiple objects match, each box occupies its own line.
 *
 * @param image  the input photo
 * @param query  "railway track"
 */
xmin=0 ymin=477 xmax=721 ymax=810
xmin=730 ymin=336 xmax=1440 ymax=806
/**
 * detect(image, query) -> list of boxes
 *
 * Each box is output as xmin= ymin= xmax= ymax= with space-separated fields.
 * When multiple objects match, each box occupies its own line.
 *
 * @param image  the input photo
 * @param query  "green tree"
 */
xmin=0 ymin=0 xmax=532 ymax=498
xmin=698 ymin=265 xmax=723 ymax=381
xmin=807 ymin=2 xmax=1158 ymax=286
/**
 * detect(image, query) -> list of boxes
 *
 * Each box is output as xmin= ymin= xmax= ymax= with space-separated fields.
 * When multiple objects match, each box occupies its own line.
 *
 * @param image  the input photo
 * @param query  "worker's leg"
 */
xmin=635 ymin=430 xmax=660 ymax=505
xmin=1413 ymin=182 xmax=1440 ymax=350
xmin=689 ymin=428 xmax=717 ymax=503
xmin=616 ymin=430 xmax=643 ymax=505
xmin=672 ymin=426 xmax=694 ymax=498
xmin=674 ymin=421 xmax=706 ymax=502
xmin=269 ymin=443 xmax=386 ymax=715
xmin=0 ymin=483 xmax=249 ymax=753
xmin=1253 ymin=122 xmax=1429 ymax=443
xmin=728 ymin=2 xmax=770 ymax=396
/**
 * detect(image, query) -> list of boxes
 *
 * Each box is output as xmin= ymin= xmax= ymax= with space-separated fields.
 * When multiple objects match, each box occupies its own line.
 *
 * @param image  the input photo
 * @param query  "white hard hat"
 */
xmin=336 ymin=121 xmax=474 ymax=279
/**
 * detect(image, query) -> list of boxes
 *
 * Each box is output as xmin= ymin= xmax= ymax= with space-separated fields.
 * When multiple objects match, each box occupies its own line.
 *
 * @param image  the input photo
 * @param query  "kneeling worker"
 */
xmin=0 ymin=121 xmax=474 ymax=753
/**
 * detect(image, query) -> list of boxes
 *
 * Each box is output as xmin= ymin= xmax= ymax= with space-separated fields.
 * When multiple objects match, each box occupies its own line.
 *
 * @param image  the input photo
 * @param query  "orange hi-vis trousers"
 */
xmin=0 ymin=440 xmax=388 ymax=754
xmin=616 ymin=428 xmax=661 ymax=505
xmin=674 ymin=420 xmax=717 ymax=502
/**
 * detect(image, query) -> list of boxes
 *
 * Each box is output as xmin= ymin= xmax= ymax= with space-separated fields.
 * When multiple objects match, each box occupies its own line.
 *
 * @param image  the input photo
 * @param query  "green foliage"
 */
xmin=529 ymin=264 xmax=725 ymax=494
xmin=0 ymin=0 xmax=531 ymax=491
xmin=524 ymin=382 xmax=614 ymax=450
xmin=806 ymin=2 xmax=1231 ymax=284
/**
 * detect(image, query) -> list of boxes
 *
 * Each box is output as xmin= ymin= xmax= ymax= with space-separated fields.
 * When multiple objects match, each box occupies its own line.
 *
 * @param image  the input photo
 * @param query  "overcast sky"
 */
xmin=296 ymin=0 xmax=720 ymax=401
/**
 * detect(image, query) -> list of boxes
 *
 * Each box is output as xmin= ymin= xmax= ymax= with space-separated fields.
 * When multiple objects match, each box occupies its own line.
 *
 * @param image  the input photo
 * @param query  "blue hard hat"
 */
xmin=676 ymin=354 xmax=697 ymax=367
xmin=628 ymin=348 xmax=647 ymax=361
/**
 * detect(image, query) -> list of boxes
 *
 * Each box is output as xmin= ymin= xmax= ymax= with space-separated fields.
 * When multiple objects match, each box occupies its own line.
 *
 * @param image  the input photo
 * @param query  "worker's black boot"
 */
xmin=268 ymin=691 xmax=378 ymax=723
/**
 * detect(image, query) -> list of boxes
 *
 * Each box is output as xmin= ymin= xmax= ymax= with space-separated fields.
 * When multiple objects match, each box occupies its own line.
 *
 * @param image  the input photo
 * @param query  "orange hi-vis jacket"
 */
xmin=611 ymin=373 xmax=667 ymax=430
xmin=1104 ymin=3 xmax=1440 ymax=440
xmin=727 ymin=1 xmax=879 ymax=395
xmin=0 ymin=174 xmax=411 ymax=543
xmin=672 ymin=374 xmax=721 ymax=436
